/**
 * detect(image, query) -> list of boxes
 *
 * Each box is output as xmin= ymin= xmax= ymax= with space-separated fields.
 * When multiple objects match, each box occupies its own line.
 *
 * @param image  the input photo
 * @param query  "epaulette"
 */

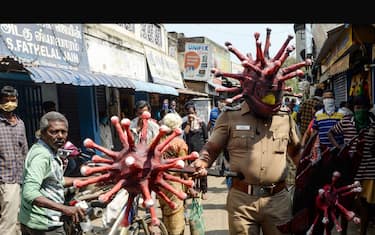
xmin=222 ymin=104 xmax=241 ymax=112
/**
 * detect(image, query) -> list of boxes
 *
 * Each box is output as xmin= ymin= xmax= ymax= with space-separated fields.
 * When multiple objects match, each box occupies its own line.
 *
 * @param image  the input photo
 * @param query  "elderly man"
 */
xmin=19 ymin=111 xmax=87 ymax=235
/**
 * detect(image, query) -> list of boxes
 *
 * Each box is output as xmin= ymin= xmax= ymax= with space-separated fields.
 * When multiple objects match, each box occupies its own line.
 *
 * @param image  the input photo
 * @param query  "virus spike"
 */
xmin=211 ymin=68 xmax=246 ymax=82
xmin=215 ymin=87 xmax=242 ymax=93
xmin=330 ymin=209 xmax=342 ymax=232
xmin=140 ymin=111 xmax=151 ymax=143
xmin=148 ymin=206 xmax=160 ymax=226
xmin=98 ymin=179 xmax=125 ymax=203
xmin=277 ymin=45 xmax=295 ymax=66
xmin=225 ymin=41 xmax=248 ymax=61
xmin=154 ymin=190 xmax=177 ymax=209
xmin=226 ymin=94 xmax=243 ymax=104
xmin=148 ymin=125 xmax=170 ymax=157
xmin=281 ymin=59 xmax=312 ymax=75
xmin=157 ymin=178 xmax=187 ymax=200
xmin=80 ymin=163 xmax=121 ymax=176
xmin=246 ymin=53 xmax=255 ymax=64
xmin=263 ymin=60 xmax=281 ymax=77
xmin=84 ymin=138 xmax=119 ymax=160
xmin=140 ymin=181 xmax=154 ymax=208
xmin=256 ymin=41 xmax=266 ymax=68
xmin=73 ymin=173 xmax=112 ymax=188
xmin=278 ymin=70 xmax=304 ymax=82
xmin=91 ymin=155 xmax=114 ymax=164
xmin=155 ymin=128 xmax=183 ymax=158
xmin=163 ymin=172 xmax=195 ymax=188
xmin=121 ymin=118 xmax=134 ymax=150
xmin=121 ymin=194 xmax=135 ymax=227
xmin=242 ymin=60 xmax=262 ymax=75
xmin=264 ymin=28 xmax=272 ymax=59
xmin=111 ymin=116 xmax=129 ymax=150
xmin=272 ymin=35 xmax=294 ymax=62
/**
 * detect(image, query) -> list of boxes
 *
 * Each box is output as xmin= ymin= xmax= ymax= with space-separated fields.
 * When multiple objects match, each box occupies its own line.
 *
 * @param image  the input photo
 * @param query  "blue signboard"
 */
xmin=0 ymin=24 xmax=89 ymax=71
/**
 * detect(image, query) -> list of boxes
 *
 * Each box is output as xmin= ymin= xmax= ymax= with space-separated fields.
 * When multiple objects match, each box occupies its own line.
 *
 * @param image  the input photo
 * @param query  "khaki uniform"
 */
xmin=209 ymin=101 xmax=300 ymax=235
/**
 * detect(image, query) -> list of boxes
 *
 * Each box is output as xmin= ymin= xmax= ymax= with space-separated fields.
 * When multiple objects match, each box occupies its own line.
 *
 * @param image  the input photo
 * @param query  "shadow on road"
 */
xmin=202 ymin=204 xmax=226 ymax=210
xmin=205 ymin=230 xmax=229 ymax=235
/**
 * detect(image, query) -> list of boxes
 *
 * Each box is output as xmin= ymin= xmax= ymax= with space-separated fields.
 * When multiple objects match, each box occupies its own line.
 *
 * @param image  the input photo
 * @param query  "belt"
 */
xmin=231 ymin=178 xmax=286 ymax=197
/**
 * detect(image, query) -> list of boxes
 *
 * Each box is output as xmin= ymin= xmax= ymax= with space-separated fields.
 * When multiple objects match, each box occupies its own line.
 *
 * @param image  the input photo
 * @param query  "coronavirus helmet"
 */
xmin=212 ymin=28 xmax=311 ymax=118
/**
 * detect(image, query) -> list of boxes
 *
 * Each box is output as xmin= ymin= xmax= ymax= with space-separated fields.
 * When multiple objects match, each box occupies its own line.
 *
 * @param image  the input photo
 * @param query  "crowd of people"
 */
xmin=1 ymin=80 xmax=375 ymax=235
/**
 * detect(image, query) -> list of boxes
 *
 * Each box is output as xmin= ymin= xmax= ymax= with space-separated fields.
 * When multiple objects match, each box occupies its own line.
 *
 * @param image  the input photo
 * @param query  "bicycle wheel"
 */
xmin=128 ymin=214 xmax=168 ymax=235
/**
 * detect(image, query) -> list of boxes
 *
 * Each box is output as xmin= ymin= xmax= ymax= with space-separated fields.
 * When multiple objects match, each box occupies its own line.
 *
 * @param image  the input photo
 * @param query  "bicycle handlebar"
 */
xmin=168 ymin=166 xmax=241 ymax=178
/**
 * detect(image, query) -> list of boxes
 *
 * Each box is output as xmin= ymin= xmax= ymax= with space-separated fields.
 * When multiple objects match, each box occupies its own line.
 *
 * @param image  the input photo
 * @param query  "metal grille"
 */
xmin=333 ymin=73 xmax=347 ymax=107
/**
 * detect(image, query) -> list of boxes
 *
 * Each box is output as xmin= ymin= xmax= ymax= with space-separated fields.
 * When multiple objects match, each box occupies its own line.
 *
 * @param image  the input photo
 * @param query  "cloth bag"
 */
xmin=189 ymin=196 xmax=205 ymax=235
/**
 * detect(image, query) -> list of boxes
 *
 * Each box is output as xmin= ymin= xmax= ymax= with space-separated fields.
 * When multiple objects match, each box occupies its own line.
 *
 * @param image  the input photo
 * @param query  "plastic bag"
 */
xmin=189 ymin=197 xmax=205 ymax=235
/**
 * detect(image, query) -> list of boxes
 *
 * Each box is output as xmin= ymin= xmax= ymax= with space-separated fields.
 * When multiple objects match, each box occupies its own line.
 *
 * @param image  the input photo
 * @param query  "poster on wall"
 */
xmin=183 ymin=43 xmax=211 ymax=81
xmin=348 ymin=72 xmax=372 ymax=103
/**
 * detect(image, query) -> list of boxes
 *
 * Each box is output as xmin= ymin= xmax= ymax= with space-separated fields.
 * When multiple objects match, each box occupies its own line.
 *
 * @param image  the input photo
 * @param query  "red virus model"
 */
xmin=306 ymin=171 xmax=361 ymax=235
xmin=73 ymin=111 xmax=198 ymax=227
xmin=211 ymin=28 xmax=311 ymax=118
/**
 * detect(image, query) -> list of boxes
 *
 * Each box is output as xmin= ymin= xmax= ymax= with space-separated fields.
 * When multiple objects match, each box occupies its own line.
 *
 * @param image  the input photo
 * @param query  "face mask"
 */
xmin=354 ymin=109 xmax=369 ymax=131
xmin=0 ymin=101 xmax=18 ymax=112
xmin=162 ymin=103 xmax=169 ymax=110
xmin=323 ymin=98 xmax=335 ymax=115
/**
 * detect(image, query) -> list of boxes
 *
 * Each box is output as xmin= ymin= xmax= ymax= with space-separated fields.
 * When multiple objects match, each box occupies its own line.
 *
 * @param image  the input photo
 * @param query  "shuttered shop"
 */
xmin=333 ymin=72 xmax=348 ymax=107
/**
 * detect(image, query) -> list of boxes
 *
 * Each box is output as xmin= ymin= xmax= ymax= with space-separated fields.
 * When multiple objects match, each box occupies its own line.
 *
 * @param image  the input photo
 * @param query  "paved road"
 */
xmin=90 ymin=174 xmax=375 ymax=234
xmin=184 ymin=175 xmax=375 ymax=235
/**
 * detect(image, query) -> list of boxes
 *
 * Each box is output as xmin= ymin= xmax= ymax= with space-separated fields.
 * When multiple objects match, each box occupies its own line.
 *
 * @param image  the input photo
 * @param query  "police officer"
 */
xmin=191 ymin=29 xmax=308 ymax=235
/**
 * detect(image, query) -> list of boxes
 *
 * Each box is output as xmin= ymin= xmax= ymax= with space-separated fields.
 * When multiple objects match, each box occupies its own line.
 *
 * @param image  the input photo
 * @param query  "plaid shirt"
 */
xmin=0 ymin=114 xmax=29 ymax=184
xmin=298 ymin=97 xmax=322 ymax=136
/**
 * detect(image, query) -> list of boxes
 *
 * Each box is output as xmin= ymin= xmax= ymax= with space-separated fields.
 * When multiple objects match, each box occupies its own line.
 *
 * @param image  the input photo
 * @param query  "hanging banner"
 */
xmin=144 ymin=46 xmax=184 ymax=89
xmin=183 ymin=43 xmax=211 ymax=81
xmin=0 ymin=24 xmax=89 ymax=70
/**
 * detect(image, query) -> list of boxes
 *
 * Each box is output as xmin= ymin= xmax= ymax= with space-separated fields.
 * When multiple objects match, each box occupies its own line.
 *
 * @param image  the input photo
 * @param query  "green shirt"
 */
xmin=19 ymin=140 xmax=65 ymax=230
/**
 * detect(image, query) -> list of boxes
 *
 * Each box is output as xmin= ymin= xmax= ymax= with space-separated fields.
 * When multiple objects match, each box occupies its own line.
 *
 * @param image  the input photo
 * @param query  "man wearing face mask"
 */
xmin=311 ymin=90 xmax=345 ymax=148
xmin=328 ymin=95 xmax=375 ymax=235
xmin=0 ymin=85 xmax=29 ymax=235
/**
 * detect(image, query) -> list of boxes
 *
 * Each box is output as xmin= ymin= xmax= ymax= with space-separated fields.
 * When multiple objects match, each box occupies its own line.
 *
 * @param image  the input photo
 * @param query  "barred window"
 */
xmin=140 ymin=24 xmax=162 ymax=47
xmin=117 ymin=24 xmax=135 ymax=33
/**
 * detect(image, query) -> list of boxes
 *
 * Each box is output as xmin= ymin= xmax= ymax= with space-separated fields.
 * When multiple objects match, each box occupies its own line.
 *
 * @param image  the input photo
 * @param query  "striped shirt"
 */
xmin=0 ymin=114 xmax=29 ymax=184
xmin=330 ymin=114 xmax=375 ymax=180
xmin=312 ymin=108 xmax=344 ymax=148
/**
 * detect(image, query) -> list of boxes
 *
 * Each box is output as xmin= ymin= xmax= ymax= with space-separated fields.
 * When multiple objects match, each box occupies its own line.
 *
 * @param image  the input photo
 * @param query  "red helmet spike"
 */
xmin=211 ymin=28 xmax=306 ymax=118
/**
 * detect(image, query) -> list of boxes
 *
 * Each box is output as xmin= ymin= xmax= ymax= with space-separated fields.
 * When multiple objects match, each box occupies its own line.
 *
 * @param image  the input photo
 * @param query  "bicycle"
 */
xmin=107 ymin=193 xmax=168 ymax=235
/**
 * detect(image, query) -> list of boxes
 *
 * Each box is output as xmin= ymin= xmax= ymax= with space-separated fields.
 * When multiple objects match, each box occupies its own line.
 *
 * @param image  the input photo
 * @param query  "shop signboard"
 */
xmin=86 ymin=38 xmax=147 ymax=82
xmin=183 ymin=43 xmax=211 ymax=81
xmin=144 ymin=46 xmax=184 ymax=88
xmin=0 ymin=24 xmax=89 ymax=70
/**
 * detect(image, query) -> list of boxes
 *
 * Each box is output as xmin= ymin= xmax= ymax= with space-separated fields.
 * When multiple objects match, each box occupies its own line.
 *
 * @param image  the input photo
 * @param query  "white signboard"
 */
xmin=144 ymin=46 xmax=184 ymax=88
xmin=183 ymin=43 xmax=211 ymax=81
xmin=87 ymin=39 xmax=147 ymax=82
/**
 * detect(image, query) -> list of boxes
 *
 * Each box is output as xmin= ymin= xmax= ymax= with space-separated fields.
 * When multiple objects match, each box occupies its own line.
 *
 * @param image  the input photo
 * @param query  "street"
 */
xmin=89 ymin=174 xmax=375 ymax=235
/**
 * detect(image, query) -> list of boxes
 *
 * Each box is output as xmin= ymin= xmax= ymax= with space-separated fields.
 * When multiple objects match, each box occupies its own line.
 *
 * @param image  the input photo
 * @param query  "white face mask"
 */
xmin=323 ymin=98 xmax=335 ymax=115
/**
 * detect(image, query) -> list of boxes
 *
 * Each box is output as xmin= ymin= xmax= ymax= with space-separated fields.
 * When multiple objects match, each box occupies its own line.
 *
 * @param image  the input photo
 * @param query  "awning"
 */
xmin=177 ymin=88 xmax=208 ymax=97
xmin=25 ymin=66 xmax=135 ymax=89
xmin=207 ymin=80 xmax=226 ymax=90
xmin=131 ymin=80 xmax=178 ymax=96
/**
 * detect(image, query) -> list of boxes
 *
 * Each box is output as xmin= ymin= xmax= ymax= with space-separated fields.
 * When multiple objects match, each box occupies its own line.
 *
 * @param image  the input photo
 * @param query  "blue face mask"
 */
xmin=162 ymin=103 xmax=169 ymax=110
